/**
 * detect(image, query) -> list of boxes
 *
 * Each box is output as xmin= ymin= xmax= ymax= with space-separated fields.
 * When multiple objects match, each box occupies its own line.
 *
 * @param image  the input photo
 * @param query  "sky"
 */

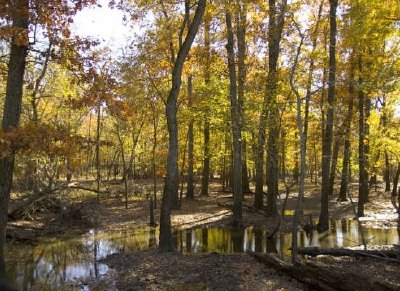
xmin=72 ymin=0 xmax=132 ymax=53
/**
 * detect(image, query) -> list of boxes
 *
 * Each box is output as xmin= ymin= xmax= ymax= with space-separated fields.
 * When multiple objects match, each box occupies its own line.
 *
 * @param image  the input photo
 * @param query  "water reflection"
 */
xmin=5 ymin=220 xmax=400 ymax=290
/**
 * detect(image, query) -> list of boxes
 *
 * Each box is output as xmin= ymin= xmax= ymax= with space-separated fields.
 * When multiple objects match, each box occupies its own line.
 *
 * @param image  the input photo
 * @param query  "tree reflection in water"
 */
xmin=5 ymin=220 xmax=399 ymax=289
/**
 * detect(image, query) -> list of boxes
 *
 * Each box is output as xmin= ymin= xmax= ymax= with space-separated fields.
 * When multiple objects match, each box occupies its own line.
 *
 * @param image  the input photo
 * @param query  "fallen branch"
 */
xmin=248 ymin=252 xmax=398 ymax=291
xmin=217 ymin=203 xmax=268 ymax=217
xmin=297 ymin=247 xmax=400 ymax=263
xmin=8 ymin=184 xmax=109 ymax=220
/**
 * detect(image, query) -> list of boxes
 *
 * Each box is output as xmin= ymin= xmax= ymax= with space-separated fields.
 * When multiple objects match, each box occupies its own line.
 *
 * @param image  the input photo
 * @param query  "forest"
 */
xmin=0 ymin=0 xmax=400 ymax=290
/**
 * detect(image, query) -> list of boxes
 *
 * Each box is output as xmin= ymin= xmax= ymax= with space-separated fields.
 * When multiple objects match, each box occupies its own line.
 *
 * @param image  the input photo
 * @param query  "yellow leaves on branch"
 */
xmin=0 ymin=123 xmax=83 ymax=159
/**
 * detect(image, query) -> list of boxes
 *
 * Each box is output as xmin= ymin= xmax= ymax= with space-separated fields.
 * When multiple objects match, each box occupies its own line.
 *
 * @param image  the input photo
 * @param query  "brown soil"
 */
xmin=7 ymin=179 xmax=400 ymax=290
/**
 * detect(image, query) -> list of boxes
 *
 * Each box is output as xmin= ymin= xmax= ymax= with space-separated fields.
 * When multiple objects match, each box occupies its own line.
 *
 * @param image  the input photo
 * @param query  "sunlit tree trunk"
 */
xmin=339 ymin=61 xmax=355 ymax=202
xmin=187 ymin=75 xmax=195 ymax=199
xmin=236 ymin=1 xmax=250 ymax=194
xmin=225 ymin=2 xmax=243 ymax=226
xmin=0 ymin=0 xmax=29 ymax=279
xmin=159 ymin=0 xmax=206 ymax=252
xmin=151 ymin=105 xmax=159 ymax=209
xmin=201 ymin=13 xmax=211 ymax=197
xmin=95 ymin=99 xmax=101 ymax=201
xmin=318 ymin=0 xmax=338 ymax=232
xmin=328 ymin=137 xmax=340 ymax=196
xmin=357 ymin=56 xmax=368 ymax=217
xmin=254 ymin=0 xmax=287 ymax=213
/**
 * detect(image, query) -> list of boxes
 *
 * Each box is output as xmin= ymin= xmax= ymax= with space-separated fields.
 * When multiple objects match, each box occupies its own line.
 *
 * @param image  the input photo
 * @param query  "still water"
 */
xmin=6 ymin=220 xmax=399 ymax=290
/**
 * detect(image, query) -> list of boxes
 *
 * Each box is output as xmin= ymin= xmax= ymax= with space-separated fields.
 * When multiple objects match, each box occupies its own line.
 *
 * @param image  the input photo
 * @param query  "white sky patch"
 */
xmin=71 ymin=0 xmax=132 ymax=54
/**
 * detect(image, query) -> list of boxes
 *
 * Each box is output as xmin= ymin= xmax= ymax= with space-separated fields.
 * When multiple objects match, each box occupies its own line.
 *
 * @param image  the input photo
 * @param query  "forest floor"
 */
xmin=7 ymin=178 xmax=400 ymax=290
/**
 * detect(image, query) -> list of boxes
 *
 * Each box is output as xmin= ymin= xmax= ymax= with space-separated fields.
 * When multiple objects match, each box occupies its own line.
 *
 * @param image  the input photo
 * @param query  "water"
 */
xmin=6 ymin=220 xmax=399 ymax=290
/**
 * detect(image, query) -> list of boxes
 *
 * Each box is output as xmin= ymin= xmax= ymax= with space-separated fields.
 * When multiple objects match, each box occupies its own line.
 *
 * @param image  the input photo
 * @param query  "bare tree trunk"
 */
xmin=357 ymin=56 xmax=367 ymax=218
xmin=95 ymin=99 xmax=102 ymax=201
xmin=187 ymin=75 xmax=195 ymax=199
xmin=381 ymin=98 xmax=391 ymax=192
xmin=116 ymin=124 xmax=128 ymax=209
xmin=390 ymin=162 xmax=400 ymax=212
xmin=385 ymin=152 xmax=391 ymax=192
xmin=318 ymin=0 xmax=338 ymax=232
xmin=159 ymin=0 xmax=206 ymax=252
xmin=235 ymin=1 xmax=250 ymax=194
xmin=151 ymin=107 xmax=159 ymax=209
xmin=201 ymin=13 xmax=211 ymax=197
xmin=254 ymin=0 xmax=287 ymax=213
xmin=339 ymin=62 xmax=355 ymax=202
xmin=225 ymin=3 xmax=243 ymax=227
xmin=328 ymin=137 xmax=340 ymax=196
xmin=266 ymin=0 xmax=287 ymax=216
xmin=365 ymin=96 xmax=371 ymax=202
xmin=0 ymin=0 xmax=29 ymax=279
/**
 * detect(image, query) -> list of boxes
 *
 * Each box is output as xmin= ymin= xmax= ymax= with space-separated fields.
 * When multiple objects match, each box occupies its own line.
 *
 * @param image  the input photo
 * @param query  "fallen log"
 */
xmin=248 ymin=252 xmax=398 ymax=291
xmin=8 ymin=185 xmax=109 ymax=220
xmin=217 ymin=202 xmax=268 ymax=217
xmin=297 ymin=247 xmax=400 ymax=261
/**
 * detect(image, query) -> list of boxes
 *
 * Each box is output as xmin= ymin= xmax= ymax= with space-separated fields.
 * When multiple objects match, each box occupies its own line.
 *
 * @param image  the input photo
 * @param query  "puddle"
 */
xmin=6 ymin=220 xmax=399 ymax=290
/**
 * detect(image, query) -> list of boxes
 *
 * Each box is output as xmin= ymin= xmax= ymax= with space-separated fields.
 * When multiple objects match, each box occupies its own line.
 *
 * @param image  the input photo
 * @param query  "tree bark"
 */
xmin=358 ymin=56 xmax=368 ymax=218
xmin=225 ymin=3 xmax=243 ymax=227
xmin=365 ymin=95 xmax=371 ymax=202
xmin=254 ymin=0 xmax=287 ymax=212
xmin=391 ymin=162 xmax=400 ymax=212
xmin=385 ymin=151 xmax=391 ymax=192
xmin=328 ymin=138 xmax=340 ymax=196
xmin=235 ymin=1 xmax=250 ymax=194
xmin=200 ymin=12 xmax=211 ymax=197
xmin=151 ymin=108 xmax=158 ymax=209
xmin=339 ymin=63 xmax=355 ymax=201
xmin=159 ymin=0 xmax=206 ymax=252
xmin=0 ymin=0 xmax=29 ymax=278
xmin=318 ymin=0 xmax=338 ymax=232
xmin=95 ymin=99 xmax=102 ymax=201
xmin=297 ymin=247 xmax=400 ymax=261
xmin=250 ymin=252 xmax=398 ymax=291
xmin=186 ymin=75 xmax=195 ymax=199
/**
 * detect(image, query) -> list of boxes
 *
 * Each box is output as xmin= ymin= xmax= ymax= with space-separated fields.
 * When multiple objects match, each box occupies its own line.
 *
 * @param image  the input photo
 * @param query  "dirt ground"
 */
xmin=7 ymin=179 xmax=400 ymax=290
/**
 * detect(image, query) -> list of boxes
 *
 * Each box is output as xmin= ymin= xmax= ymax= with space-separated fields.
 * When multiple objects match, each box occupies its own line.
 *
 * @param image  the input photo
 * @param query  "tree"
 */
xmin=225 ymin=0 xmax=243 ymax=227
xmin=0 ymin=0 xmax=29 ymax=278
xmin=200 ymin=9 xmax=211 ymax=197
xmin=186 ymin=75 xmax=195 ymax=199
xmin=254 ymin=0 xmax=287 ymax=215
xmin=338 ymin=59 xmax=355 ymax=202
xmin=318 ymin=0 xmax=338 ymax=232
xmin=159 ymin=0 xmax=206 ymax=252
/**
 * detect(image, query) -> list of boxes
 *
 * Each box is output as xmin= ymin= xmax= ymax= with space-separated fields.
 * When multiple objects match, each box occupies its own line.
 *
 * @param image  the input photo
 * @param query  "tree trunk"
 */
xmin=159 ymin=0 xmax=206 ymax=252
xmin=225 ymin=4 xmax=243 ymax=227
xmin=297 ymin=247 xmax=400 ymax=261
xmin=250 ymin=252 xmax=398 ymax=291
xmin=358 ymin=56 xmax=367 ymax=218
xmin=0 ymin=0 xmax=29 ymax=279
xmin=338 ymin=63 xmax=355 ymax=201
xmin=365 ymin=95 xmax=371 ymax=202
xmin=254 ymin=0 xmax=287 ymax=213
xmin=328 ymin=138 xmax=340 ymax=196
xmin=116 ymin=125 xmax=128 ymax=209
xmin=266 ymin=0 xmax=287 ymax=217
xmin=186 ymin=75 xmax=195 ymax=199
xmin=391 ymin=162 xmax=400 ymax=212
xmin=200 ymin=13 xmax=211 ymax=197
xmin=152 ymin=112 xmax=158 ymax=209
xmin=318 ymin=0 xmax=338 ymax=232
xmin=95 ymin=99 xmax=102 ymax=201
xmin=236 ymin=1 xmax=250 ymax=194
xmin=201 ymin=121 xmax=210 ymax=196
